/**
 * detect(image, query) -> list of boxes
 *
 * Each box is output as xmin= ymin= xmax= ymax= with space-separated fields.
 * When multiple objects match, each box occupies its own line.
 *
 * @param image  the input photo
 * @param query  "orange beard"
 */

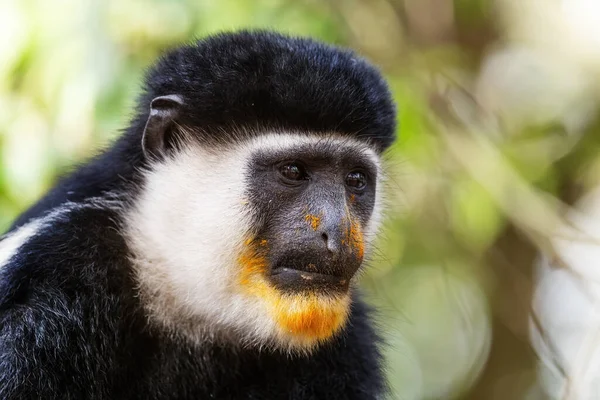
xmin=238 ymin=239 xmax=350 ymax=347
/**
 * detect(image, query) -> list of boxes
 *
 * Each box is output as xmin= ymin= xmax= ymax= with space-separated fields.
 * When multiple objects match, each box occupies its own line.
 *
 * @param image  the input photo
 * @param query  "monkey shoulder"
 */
xmin=0 ymin=201 xmax=138 ymax=400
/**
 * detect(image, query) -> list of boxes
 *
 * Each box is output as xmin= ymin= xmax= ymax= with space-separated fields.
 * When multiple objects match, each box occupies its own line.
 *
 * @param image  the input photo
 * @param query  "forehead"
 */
xmin=233 ymin=133 xmax=381 ymax=169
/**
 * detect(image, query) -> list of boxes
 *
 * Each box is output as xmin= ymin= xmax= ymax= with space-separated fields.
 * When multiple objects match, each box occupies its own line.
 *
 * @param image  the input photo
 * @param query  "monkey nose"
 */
xmin=320 ymin=231 xmax=343 ymax=255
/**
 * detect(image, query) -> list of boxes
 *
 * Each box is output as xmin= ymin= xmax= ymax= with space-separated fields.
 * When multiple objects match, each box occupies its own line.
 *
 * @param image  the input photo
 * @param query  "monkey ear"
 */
xmin=141 ymin=94 xmax=184 ymax=159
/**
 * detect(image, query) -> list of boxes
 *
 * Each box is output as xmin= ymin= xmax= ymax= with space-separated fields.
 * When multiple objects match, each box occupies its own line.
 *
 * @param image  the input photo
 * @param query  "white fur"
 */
xmin=0 ymin=221 xmax=42 ymax=268
xmin=124 ymin=132 xmax=384 ymax=350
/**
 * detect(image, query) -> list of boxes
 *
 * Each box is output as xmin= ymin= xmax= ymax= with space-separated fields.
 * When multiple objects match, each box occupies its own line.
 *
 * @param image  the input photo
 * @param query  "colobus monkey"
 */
xmin=0 ymin=31 xmax=396 ymax=399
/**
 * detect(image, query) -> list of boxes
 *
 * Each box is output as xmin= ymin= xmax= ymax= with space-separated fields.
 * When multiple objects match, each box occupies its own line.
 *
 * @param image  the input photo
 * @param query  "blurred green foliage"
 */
xmin=2 ymin=0 xmax=600 ymax=399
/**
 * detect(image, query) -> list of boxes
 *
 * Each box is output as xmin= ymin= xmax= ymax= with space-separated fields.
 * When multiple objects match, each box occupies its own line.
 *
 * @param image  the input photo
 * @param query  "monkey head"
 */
xmin=123 ymin=31 xmax=396 ymax=352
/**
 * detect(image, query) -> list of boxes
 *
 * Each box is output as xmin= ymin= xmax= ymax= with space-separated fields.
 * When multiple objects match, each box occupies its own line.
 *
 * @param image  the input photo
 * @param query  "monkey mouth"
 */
xmin=270 ymin=267 xmax=349 ymax=293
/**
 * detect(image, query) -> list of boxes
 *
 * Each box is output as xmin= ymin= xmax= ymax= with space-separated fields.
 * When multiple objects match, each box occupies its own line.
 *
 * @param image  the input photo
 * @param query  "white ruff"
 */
xmin=124 ymin=132 xmax=383 ymax=351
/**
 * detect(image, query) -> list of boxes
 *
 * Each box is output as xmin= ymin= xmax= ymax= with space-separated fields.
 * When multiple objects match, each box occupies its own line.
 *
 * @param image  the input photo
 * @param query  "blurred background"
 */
xmin=1 ymin=0 xmax=600 ymax=398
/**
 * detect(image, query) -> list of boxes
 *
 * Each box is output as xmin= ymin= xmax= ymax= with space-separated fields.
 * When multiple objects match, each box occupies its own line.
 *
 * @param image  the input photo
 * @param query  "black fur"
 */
xmin=0 ymin=31 xmax=395 ymax=399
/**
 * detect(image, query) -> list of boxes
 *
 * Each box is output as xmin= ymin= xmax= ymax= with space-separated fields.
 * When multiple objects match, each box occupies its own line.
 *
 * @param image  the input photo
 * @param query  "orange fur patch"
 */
xmin=238 ymin=243 xmax=268 ymax=290
xmin=273 ymin=294 xmax=349 ymax=343
xmin=237 ymin=239 xmax=349 ymax=346
xmin=344 ymin=218 xmax=365 ymax=261
xmin=304 ymin=214 xmax=322 ymax=231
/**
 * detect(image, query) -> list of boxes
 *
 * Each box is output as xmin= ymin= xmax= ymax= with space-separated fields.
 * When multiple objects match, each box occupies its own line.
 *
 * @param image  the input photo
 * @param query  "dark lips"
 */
xmin=270 ymin=267 xmax=349 ymax=292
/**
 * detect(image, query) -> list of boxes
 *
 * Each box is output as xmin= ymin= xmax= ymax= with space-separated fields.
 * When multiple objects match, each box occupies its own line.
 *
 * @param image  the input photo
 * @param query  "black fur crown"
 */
xmin=141 ymin=30 xmax=397 ymax=152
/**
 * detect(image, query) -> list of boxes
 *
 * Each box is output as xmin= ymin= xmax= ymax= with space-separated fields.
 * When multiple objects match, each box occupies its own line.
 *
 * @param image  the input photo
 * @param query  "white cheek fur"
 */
xmin=124 ymin=132 xmax=383 ymax=351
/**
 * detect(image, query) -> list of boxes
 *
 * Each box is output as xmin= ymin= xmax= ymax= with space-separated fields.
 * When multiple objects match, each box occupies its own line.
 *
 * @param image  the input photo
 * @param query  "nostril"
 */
xmin=322 ymin=232 xmax=339 ymax=255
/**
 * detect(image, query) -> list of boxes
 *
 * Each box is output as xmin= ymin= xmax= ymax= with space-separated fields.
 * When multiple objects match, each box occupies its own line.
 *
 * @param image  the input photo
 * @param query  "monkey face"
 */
xmin=235 ymin=134 xmax=383 ymax=348
xmin=126 ymin=132 xmax=384 ymax=351
xmin=242 ymin=140 xmax=377 ymax=293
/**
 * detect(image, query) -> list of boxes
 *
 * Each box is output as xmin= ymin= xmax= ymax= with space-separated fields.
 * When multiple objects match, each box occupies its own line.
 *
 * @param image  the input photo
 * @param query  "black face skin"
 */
xmin=247 ymin=141 xmax=377 ymax=294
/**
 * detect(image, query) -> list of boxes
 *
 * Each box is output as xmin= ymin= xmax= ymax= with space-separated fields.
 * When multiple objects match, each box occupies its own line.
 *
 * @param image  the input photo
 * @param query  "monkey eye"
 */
xmin=279 ymin=162 xmax=308 ymax=182
xmin=345 ymin=171 xmax=367 ymax=191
